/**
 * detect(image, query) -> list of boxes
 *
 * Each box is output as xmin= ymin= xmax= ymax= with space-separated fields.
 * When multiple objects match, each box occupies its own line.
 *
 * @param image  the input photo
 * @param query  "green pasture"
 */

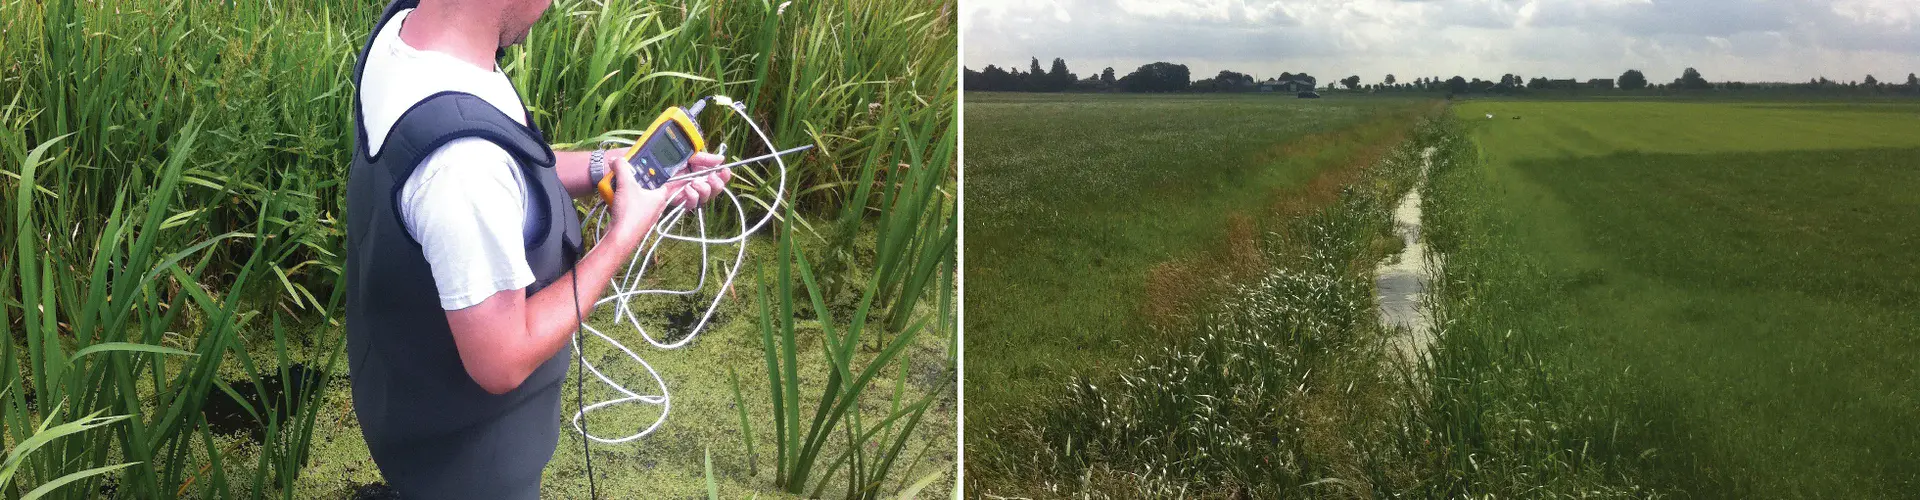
xmin=963 ymin=91 xmax=1430 ymax=490
xmin=1438 ymin=99 xmax=1920 ymax=496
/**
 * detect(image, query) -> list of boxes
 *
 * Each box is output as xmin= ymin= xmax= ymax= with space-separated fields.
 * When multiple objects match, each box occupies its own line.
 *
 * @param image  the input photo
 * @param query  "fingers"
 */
xmin=665 ymin=170 xmax=730 ymax=209
xmin=684 ymin=176 xmax=715 ymax=207
xmin=688 ymin=152 xmax=724 ymax=168
xmin=607 ymin=155 xmax=638 ymax=191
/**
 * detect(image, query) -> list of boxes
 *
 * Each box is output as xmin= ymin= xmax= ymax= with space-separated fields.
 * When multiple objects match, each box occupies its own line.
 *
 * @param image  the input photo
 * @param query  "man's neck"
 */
xmin=397 ymin=3 xmax=501 ymax=72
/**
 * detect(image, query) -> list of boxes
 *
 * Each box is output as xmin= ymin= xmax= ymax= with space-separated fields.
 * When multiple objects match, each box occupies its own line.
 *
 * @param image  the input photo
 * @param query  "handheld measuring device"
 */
xmin=568 ymin=93 xmax=818 ymax=499
xmin=591 ymin=104 xmax=708 ymax=200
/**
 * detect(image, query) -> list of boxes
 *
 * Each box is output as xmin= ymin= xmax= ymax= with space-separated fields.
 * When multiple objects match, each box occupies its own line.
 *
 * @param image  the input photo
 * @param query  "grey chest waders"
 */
xmin=344 ymin=1 xmax=581 ymax=498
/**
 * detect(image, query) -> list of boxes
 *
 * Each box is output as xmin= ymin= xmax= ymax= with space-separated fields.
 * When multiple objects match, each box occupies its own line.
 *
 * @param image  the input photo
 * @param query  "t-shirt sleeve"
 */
xmin=398 ymin=137 xmax=536 ymax=311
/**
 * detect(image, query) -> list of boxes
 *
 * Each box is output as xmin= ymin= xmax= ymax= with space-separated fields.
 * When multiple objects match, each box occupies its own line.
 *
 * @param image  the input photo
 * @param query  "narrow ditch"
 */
xmin=1376 ymin=146 xmax=1438 ymax=370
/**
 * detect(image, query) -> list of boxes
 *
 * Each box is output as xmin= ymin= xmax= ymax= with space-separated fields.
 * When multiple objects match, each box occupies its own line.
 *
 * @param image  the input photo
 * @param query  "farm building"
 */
xmin=1589 ymin=78 xmax=1615 ymax=90
xmin=1259 ymin=76 xmax=1317 ymax=93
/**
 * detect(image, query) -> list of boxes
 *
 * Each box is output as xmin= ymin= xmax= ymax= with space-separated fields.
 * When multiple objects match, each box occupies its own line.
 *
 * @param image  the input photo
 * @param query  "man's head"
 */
xmin=420 ymin=0 xmax=551 ymax=47
xmin=493 ymin=0 xmax=551 ymax=46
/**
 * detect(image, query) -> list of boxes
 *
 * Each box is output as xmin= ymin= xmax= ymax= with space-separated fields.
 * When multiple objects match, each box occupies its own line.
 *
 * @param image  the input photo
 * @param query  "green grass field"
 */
xmin=963 ymin=92 xmax=1431 ymax=492
xmin=1435 ymin=100 xmax=1920 ymax=496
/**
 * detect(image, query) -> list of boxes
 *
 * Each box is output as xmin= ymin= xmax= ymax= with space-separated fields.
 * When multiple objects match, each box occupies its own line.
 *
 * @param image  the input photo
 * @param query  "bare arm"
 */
xmin=552 ymin=150 xmax=600 ymax=200
xmin=444 ymin=214 xmax=645 ymax=394
xmin=444 ymin=152 xmax=729 ymax=394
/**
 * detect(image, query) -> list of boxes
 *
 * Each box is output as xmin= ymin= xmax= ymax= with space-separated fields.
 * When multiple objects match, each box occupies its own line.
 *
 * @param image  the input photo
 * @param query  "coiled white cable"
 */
xmin=570 ymin=95 xmax=796 ymax=443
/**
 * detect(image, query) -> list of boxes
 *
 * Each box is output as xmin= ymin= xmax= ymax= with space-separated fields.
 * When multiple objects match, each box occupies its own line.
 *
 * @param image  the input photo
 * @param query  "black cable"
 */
xmin=571 ymin=244 xmax=599 ymax=500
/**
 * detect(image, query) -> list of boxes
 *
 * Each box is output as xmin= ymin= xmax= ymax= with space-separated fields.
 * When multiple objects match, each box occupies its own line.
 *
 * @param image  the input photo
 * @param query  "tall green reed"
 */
xmin=744 ymin=206 xmax=947 ymax=499
xmin=518 ymin=0 xmax=956 ymax=212
xmin=2 ymin=119 xmax=337 ymax=498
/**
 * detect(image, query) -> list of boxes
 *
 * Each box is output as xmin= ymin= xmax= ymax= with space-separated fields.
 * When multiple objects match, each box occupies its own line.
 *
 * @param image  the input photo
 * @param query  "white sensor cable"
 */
xmin=569 ymin=96 xmax=803 ymax=444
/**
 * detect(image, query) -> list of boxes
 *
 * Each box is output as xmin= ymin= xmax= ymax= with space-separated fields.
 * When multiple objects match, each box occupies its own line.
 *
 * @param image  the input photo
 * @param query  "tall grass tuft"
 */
xmin=748 ymin=205 xmax=946 ymax=499
xmin=1 ymin=118 xmax=339 ymax=498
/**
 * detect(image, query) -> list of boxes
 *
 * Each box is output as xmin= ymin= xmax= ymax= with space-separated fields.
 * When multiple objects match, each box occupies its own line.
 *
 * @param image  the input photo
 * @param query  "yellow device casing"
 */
xmin=596 ymin=106 xmax=706 ymax=202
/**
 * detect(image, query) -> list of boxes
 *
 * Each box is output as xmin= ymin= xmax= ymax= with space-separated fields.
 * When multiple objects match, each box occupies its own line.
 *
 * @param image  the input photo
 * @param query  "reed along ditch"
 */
xmin=972 ymin=117 xmax=1452 ymax=498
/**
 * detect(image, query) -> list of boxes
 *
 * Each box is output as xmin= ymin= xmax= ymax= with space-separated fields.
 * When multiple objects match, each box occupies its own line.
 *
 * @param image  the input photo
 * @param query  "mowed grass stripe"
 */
xmin=1448 ymin=101 xmax=1920 ymax=497
xmin=1461 ymin=101 xmax=1920 ymax=159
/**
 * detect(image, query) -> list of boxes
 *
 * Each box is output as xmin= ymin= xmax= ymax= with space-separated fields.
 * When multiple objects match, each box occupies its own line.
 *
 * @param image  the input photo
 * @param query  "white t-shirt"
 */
xmin=361 ymin=9 xmax=535 ymax=311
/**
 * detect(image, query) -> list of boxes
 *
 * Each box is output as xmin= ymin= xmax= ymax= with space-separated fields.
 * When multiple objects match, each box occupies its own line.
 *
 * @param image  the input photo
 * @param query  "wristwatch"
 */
xmin=588 ymin=148 xmax=609 ymax=185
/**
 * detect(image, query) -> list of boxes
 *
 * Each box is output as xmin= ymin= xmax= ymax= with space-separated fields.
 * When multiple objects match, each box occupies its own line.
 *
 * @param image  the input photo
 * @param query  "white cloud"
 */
xmin=965 ymin=0 xmax=1920 ymax=84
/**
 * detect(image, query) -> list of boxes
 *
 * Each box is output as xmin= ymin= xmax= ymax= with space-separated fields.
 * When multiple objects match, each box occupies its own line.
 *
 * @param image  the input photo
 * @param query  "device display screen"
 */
xmin=645 ymin=126 xmax=693 ymax=167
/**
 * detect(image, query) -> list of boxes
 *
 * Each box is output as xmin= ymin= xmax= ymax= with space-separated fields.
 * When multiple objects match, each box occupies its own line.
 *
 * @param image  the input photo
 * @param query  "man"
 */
xmin=344 ymin=0 xmax=731 ymax=497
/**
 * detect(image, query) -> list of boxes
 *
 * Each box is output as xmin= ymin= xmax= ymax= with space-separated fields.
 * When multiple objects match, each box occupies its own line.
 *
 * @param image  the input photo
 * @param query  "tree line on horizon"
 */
xmin=965 ymin=58 xmax=1920 ymax=96
xmin=963 ymin=58 xmax=1200 ymax=93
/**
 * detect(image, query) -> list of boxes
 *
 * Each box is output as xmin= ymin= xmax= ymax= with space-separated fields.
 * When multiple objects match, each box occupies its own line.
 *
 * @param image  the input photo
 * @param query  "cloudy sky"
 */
xmin=964 ymin=0 xmax=1920 ymax=85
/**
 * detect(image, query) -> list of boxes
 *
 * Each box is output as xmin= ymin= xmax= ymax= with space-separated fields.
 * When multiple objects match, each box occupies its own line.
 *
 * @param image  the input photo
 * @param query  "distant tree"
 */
xmin=1026 ymin=57 xmax=1046 ymax=90
xmin=1677 ymin=67 xmax=1711 ymax=89
xmin=1494 ymin=74 xmax=1520 ymax=93
xmin=1120 ymin=62 xmax=1191 ymax=92
xmin=963 ymin=66 xmax=982 ymax=90
xmin=1446 ymin=76 xmax=1468 ymax=94
xmin=1527 ymin=77 xmax=1549 ymax=90
xmin=980 ymin=65 xmax=1016 ymax=91
xmin=1863 ymin=74 xmax=1878 ymax=88
xmin=1047 ymin=58 xmax=1076 ymax=91
xmin=1192 ymin=70 xmax=1248 ymax=92
xmin=1341 ymin=75 xmax=1361 ymax=89
xmin=1384 ymin=74 xmax=1397 ymax=86
xmin=1101 ymin=67 xmax=1116 ymax=86
xmin=1619 ymin=69 xmax=1648 ymax=90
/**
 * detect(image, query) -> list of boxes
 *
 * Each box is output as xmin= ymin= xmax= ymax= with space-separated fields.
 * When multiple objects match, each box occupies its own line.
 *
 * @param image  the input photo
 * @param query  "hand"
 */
xmin=604 ymin=152 xmax=653 ymax=238
xmin=606 ymin=152 xmax=732 ymax=239
xmin=664 ymin=153 xmax=731 ymax=210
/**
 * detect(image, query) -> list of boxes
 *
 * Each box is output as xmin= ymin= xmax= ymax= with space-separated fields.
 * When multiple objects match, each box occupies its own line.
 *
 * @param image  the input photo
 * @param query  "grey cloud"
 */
xmin=1529 ymin=0 xmax=1795 ymax=38
xmin=966 ymin=0 xmax=1920 ymax=83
